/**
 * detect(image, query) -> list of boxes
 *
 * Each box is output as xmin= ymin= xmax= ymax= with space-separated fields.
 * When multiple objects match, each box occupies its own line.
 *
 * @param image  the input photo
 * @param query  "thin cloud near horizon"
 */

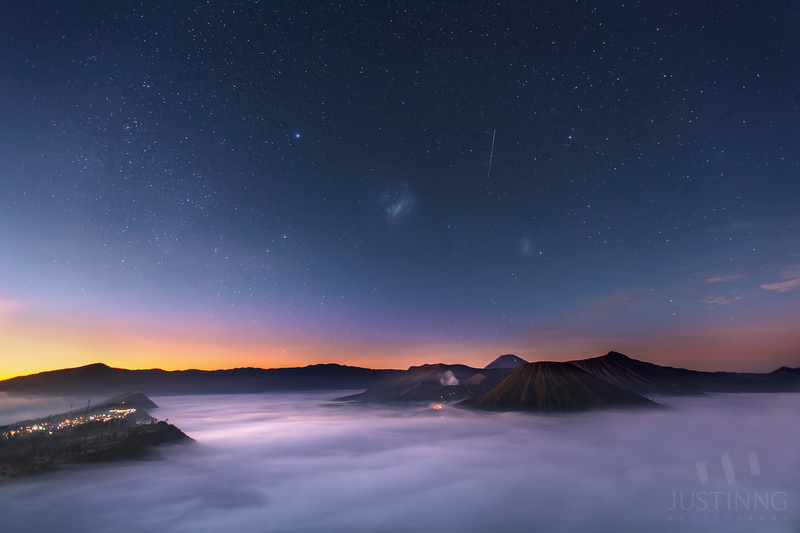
xmin=760 ymin=265 xmax=800 ymax=292
xmin=761 ymin=278 xmax=800 ymax=292
xmin=705 ymin=274 xmax=744 ymax=283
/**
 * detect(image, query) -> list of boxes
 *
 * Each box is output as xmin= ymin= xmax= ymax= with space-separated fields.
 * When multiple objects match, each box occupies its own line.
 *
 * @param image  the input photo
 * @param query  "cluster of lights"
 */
xmin=87 ymin=408 xmax=137 ymax=423
xmin=54 ymin=418 xmax=82 ymax=430
xmin=2 ymin=408 xmax=139 ymax=439
xmin=4 ymin=423 xmax=52 ymax=438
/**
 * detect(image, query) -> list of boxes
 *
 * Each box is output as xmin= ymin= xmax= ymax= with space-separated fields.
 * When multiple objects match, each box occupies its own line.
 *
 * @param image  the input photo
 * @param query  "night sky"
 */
xmin=2 ymin=1 xmax=800 ymax=378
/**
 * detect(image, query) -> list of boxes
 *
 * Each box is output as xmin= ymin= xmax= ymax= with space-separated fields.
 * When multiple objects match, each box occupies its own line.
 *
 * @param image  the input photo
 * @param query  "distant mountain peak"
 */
xmin=770 ymin=366 xmax=800 ymax=375
xmin=82 ymin=362 xmax=112 ymax=370
xmin=484 ymin=354 xmax=528 ymax=370
xmin=409 ymin=363 xmax=447 ymax=370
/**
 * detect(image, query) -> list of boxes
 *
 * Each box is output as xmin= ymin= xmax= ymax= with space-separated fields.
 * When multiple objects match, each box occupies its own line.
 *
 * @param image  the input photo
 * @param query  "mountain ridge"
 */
xmin=0 ymin=363 xmax=404 ymax=396
xmin=4 ymin=351 xmax=800 ymax=399
xmin=567 ymin=351 xmax=800 ymax=395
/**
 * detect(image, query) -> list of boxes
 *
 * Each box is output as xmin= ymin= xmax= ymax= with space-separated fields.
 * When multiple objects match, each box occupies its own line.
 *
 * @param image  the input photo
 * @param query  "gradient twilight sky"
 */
xmin=2 ymin=2 xmax=800 ymax=379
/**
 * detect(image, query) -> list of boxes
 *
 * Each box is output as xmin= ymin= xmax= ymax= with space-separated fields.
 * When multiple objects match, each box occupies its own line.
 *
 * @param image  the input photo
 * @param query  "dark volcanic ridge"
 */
xmin=96 ymin=391 xmax=159 ymax=410
xmin=334 ymin=363 xmax=516 ymax=404
xmin=459 ymin=361 xmax=660 ymax=413
xmin=568 ymin=351 xmax=800 ymax=395
xmin=0 ymin=421 xmax=191 ymax=478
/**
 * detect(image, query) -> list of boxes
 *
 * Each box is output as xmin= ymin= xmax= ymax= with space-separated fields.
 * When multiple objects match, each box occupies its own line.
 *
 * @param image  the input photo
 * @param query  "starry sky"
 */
xmin=2 ymin=1 xmax=800 ymax=379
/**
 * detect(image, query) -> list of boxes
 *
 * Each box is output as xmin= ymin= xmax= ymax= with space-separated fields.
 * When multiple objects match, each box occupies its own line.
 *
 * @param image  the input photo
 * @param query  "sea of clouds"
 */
xmin=1 ymin=392 xmax=799 ymax=532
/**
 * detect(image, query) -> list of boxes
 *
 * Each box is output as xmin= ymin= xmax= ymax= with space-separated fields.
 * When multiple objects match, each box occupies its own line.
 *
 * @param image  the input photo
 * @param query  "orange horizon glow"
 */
xmin=0 ymin=301 xmax=509 ymax=379
xmin=4 ymin=309 xmax=800 ymax=380
xmin=3 ymin=293 xmax=800 ymax=381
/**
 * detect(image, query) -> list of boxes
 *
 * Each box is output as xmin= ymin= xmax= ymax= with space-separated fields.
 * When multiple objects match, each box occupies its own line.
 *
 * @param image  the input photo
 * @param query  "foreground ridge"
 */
xmin=0 ymin=392 xmax=191 ymax=478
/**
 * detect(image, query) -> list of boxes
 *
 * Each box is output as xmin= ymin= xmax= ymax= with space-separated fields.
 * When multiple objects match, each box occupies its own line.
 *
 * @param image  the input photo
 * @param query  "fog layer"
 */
xmin=1 ymin=392 xmax=798 ymax=532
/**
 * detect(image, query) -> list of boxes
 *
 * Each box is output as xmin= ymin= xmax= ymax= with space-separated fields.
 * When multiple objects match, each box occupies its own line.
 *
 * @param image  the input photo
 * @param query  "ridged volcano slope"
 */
xmin=459 ymin=361 xmax=659 ymax=412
